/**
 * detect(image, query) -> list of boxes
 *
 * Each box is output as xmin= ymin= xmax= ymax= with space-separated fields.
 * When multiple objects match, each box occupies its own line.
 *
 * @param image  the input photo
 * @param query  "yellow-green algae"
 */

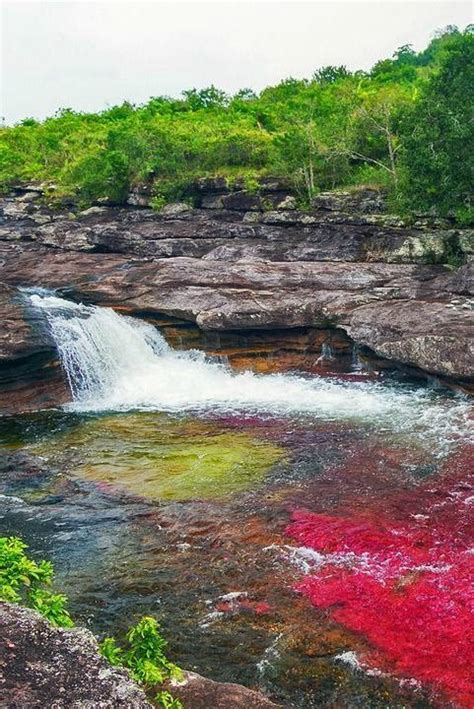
xmin=29 ymin=413 xmax=285 ymax=501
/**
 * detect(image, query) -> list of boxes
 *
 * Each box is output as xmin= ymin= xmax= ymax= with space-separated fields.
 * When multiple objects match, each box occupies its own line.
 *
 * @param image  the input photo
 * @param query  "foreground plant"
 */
xmin=100 ymin=616 xmax=183 ymax=708
xmin=0 ymin=536 xmax=73 ymax=627
xmin=0 ymin=536 xmax=182 ymax=708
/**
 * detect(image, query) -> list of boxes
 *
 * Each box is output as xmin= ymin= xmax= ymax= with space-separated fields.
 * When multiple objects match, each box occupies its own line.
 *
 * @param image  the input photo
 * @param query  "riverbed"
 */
xmin=0 ymin=294 xmax=472 ymax=707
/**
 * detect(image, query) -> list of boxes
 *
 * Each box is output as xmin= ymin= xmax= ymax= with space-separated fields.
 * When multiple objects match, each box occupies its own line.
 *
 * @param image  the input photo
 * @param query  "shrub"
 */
xmin=100 ymin=617 xmax=183 ymax=707
xmin=0 ymin=536 xmax=182 ymax=707
xmin=0 ymin=536 xmax=73 ymax=627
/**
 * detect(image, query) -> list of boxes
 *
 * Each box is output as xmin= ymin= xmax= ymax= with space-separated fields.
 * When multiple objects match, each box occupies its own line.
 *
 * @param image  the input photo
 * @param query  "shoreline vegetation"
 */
xmin=1 ymin=26 xmax=472 ymax=223
xmin=0 ymin=536 xmax=183 ymax=708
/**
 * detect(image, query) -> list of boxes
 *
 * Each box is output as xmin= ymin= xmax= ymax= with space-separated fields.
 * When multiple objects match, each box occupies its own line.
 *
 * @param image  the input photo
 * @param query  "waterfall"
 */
xmin=30 ymin=293 xmax=170 ymax=401
xmin=316 ymin=342 xmax=334 ymax=364
xmin=352 ymin=344 xmax=363 ymax=371
xmin=29 ymin=293 xmax=472 ymax=451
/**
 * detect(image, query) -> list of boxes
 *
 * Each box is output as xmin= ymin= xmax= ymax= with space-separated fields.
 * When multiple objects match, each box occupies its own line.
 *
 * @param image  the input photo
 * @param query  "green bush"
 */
xmin=0 ymin=24 xmax=472 ymax=220
xmin=0 ymin=536 xmax=182 ymax=708
xmin=100 ymin=616 xmax=183 ymax=708
xmin=0 ymin=536 xmax=73 ymax=627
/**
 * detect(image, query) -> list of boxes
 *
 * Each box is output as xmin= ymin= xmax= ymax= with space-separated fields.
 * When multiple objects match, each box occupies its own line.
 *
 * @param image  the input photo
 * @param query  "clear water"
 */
xmin=30 ymin=293 xmax=473 ymax=456
xmin=0 ymin=293 xmax=471 ymax=707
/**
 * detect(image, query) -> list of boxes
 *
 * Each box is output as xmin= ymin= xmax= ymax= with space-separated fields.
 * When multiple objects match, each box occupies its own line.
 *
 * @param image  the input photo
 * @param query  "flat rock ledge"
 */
xmin=1 ymin=186 xmax=473 ymax=412
xmin=0 ymin=603 xmax=279 ymax=708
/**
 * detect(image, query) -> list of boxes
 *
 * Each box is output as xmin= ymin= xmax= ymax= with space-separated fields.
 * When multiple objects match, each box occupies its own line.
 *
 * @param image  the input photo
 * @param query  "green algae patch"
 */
xmin=29 ymin=413 xmax=285 ymax=501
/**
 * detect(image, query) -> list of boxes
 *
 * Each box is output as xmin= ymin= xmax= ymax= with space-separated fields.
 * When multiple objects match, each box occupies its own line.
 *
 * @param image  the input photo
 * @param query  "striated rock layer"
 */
xmin=0 ymin=187 xmax=472 ymax=413
xmin=0 ymin=283 xmax=69 ymax=414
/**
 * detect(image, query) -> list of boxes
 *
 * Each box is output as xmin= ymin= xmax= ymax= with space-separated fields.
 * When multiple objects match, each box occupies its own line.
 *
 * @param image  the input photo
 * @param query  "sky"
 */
xmin=1 ymin=0 xmax=472 ymax=124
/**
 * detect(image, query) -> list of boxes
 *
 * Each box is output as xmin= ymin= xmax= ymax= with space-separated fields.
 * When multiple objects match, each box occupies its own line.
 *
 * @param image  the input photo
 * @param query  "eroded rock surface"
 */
xmin=167 ymin=671 xmax=280 ymax=708
xmin=0 ymin=603 xmax=280 ymax=708
xmin=0 ymin=186 xmax=472 ymax=413
xmin=0 ymin=602 xmax=152 ymax=708
xmin=0 ymin=283 xmax=69 ymax=414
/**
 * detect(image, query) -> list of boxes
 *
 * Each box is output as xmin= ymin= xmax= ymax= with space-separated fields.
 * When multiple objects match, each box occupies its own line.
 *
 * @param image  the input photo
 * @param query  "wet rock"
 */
xmin=0 ymin=283 xmax=69 ymax=414
xmin=0 ymin=248 xmax=471 ymax=384
xmin=168 ymin=671 xmax=280 ymax=708
xmin=0 ymin=186 xmax=472 ymax=397
xmin=0 ymin=602 xmax=152 ymax=708
xmin=346 ymin=300 xmax=474 ymax=380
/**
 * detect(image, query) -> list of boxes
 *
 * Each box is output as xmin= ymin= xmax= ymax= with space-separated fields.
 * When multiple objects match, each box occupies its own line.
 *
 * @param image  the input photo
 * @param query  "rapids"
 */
xmin=0 ymin=290 xmax=470 ymax=707
xmin=30 ymin=292 xmax=472 ymax=455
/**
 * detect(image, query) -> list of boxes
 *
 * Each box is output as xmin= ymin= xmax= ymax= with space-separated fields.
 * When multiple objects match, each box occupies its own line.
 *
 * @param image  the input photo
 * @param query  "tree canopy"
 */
xmin=1 ymin=25 xmax=472 ymax=219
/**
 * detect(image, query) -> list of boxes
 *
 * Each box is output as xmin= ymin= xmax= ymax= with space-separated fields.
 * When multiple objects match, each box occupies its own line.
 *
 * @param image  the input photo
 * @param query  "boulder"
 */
xmin=168 ymin=671 xmax=279 ymax=708
xmin=160 ymin=202 xmax=193 ymax=217
xmin=276 ymin=195 xmax=297 ymax=210
xmin=0 ymin=602 xmax=152 ymax=708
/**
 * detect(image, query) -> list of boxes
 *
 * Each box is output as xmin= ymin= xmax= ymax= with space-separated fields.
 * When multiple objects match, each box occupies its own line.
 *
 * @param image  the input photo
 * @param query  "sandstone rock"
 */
xmin=195 ymin=176 xmax=229 ymax=193
xmin=1 ymin=193 xmax=472 ymax=266
xmin=200 ymin=194 xmax=225 ymax=209
xmin=222 ymin=191 xmax=262 ymax=211
xmin=1 ymin=200 xmax=33 ymax=220
xmin=346 ymin=300 xmax=474 ymax=380
xmin=445 ymin=262 xmax=474 ymax=295
xmin=78 ymin=206 xmax=110 ymax=218
xmin=127 ymin=192 xmax=152 ymax=207
xmin=127 ymin=184 xmax=154 ymax=208
xmin=0 ymin=602 xmax=152 ymax=708
xmin=311 ymin=188 xmax=387 ymax=214
xmin=0 ymin=190 xmax=472 ymax=394
xmin=0 ymin=603 xmax=281 ymax=709
xmin=276 ymin=195 xmax=297 ymax=210
xmin=16 ymin=191 xmax=41 ymax=203
xmin=29 ymin=213 xmax=52 ymax=225
xmin=458 ymin=229 xmax=474 ymax=258
xmin=160 ymin=202 xmax=192 ymax=217
xmin=0 ymin=283 xmax=69 ymax=414
xmin=167 ymin=671 xmax=279 ymax=708
xmin=0 ymin=245 xmax=470 ymax=384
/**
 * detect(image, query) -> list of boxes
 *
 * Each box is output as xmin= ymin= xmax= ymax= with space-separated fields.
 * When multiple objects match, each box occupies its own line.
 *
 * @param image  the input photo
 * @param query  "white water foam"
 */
xmin=29 ymin=293 xmax=473 ymax=451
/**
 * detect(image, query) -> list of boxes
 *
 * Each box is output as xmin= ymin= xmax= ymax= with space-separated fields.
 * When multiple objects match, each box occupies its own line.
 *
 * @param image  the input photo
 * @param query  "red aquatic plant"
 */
xmin=287 ymin=448 xmax=474 ymax=706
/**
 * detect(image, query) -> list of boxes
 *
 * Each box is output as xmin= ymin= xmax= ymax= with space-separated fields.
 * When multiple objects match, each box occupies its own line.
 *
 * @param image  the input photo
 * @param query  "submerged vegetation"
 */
xmin=0 ymin=536 xmax=182 ymax=708
xmin=26 ymin=413 xmax=285 ymax=501
xmin=1 ymin=26 xmax=472 ymax=219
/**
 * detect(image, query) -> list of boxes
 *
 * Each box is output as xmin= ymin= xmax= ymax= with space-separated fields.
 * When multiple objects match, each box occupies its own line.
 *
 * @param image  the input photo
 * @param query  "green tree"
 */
xmin=399 ymin=30 xmax=474 ymax=216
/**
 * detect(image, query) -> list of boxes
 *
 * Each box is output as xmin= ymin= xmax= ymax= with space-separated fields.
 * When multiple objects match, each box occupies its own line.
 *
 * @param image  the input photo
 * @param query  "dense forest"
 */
xmin=1 ymin=25 xmax=472 ymax=221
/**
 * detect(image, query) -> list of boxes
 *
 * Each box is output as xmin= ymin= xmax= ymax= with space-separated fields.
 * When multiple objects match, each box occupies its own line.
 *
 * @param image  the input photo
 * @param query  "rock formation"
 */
xmin=0 ymin=602 xmax=152 ymax=708
xmin=0 ymin=602 xmax=279 ymax=708
xmin=0 ymin=183 xmax=472 ymax=413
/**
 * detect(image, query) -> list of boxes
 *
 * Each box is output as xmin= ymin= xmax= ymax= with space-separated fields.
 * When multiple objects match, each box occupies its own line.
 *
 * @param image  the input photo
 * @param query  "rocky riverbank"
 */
xmin=0 ymin=602 xmax=278 ymax=708
xmin=0 ymin=182 xmax=472 ymax=413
